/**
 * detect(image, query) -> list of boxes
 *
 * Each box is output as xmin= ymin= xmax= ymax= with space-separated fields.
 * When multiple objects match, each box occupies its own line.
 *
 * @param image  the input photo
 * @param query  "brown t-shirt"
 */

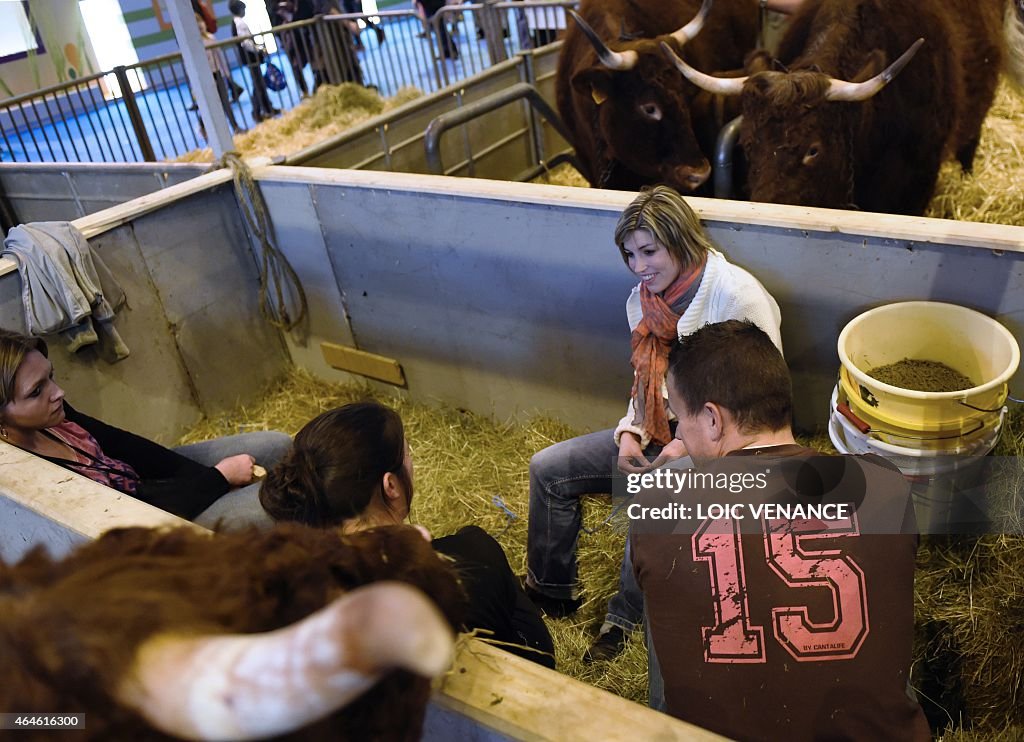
xmin=631 ymin=445 xmax=930 ymax=741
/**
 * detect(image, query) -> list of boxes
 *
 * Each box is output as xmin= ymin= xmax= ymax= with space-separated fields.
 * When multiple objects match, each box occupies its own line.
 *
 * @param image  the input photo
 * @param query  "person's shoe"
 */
xmin=522 ymin=582 xmax=581 ymax=618
xmin=270 ymin=107 xmax=282 ymax=116
xmin=582 ymin=626 xmax=627 ymax=663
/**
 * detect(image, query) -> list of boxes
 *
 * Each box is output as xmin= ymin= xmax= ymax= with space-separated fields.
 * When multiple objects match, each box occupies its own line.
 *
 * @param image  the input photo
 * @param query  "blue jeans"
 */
xmin=177 ymin=431 xmax=292 ymax=531
xmin=525 ymin=427 xmax=661 ymax=633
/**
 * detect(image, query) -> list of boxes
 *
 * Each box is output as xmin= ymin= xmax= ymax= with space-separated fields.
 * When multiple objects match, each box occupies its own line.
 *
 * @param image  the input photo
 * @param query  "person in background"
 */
xmin=341 ymin=0 xmax=386 ymax=46
xmin=229 ymin=0 xmax=282 ymax=123
xmin=312 ymin=0 xmax=366 ymax=86
xmin=0 ymin=330 xmax=290 ymax=529
xmin=260 ymin=401 xmax=556 ymax=668
xmin=416 ymin=0 xmax=459 ymax=59
xmin=272 ymin=0 xmax=312 ymax=97
xmin=191 ymin=4 xmax=245 ymax=135
xmin=631 ymin=320 xmax=929 ymax=740
xmin=525 ymin=185 xmax=782 ymax=664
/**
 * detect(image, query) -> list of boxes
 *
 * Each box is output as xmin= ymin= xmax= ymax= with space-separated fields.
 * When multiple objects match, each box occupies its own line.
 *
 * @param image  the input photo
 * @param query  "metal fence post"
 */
xmin=480 ymin=0 xmax=509 ymax=65
xmin=113 ymin=66 xmax=156 ymax=162
xmin=314 ymin=16 xmax=343 ymax=86
xmin=520 ymin=51 xmax=544 ymax=166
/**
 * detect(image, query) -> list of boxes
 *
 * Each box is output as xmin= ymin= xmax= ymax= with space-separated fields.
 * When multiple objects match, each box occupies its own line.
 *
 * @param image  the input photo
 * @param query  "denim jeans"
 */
xmin=645 ymin=607 xmax=666 ymax=712
xmin=178 ymin=430 xmax=292 ymax=531
xmin=526 ymin=427 xmax=662 ymax=633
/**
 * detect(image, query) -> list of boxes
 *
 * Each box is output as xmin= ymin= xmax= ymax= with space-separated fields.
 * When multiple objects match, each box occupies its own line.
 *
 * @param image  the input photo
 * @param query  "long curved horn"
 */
xmin=569 ymin=10 xmax=638 ymax=70
xmin=661 ymin=42 xmax=746 ymax=96
xmin=669 ymin=0 xmax=712 ymax=45
xmin=825 ymin=38 xmax=925 ymax=102
xmin=118 ymin=582 xmax=454 ymax=741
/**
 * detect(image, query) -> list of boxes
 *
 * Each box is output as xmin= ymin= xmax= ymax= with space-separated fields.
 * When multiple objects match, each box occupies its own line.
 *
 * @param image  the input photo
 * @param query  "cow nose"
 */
xmin=672 ymin=162 xmax=711 ymax=190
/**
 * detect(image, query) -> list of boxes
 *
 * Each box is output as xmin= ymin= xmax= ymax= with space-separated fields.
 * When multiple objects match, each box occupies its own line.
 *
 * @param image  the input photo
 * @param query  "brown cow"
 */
xmin=663 ymin=0 xmax=1020 ymax=215
xmin=1 ymin=524 xmax=466 ymax=740
xmin=557 ymin=0 xmax=758 ymax=192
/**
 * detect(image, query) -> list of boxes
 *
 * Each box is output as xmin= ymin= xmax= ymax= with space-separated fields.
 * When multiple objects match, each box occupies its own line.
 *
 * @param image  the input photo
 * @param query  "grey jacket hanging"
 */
xmin=1 ymin=221 xmax=129 ymax=362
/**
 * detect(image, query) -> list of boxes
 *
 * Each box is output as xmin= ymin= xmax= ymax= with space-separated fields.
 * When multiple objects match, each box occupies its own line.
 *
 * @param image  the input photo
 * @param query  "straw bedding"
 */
xmin=180 ymin=368 xmax=1024 ymax=738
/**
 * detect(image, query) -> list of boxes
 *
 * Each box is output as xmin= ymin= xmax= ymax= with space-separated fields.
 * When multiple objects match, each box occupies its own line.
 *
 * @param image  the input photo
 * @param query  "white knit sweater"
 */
xmin=614 ymin=249 xmax=783 ymax=448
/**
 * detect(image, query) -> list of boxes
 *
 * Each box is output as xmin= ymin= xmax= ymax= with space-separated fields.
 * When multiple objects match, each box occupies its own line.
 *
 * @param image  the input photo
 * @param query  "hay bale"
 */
xmin=174 ymin=84 xmax=423 ymax=163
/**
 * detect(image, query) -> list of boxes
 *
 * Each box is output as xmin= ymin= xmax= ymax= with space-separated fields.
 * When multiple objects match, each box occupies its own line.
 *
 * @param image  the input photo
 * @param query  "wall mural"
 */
xmin=0 ymin=1 xmax=93 ymax=98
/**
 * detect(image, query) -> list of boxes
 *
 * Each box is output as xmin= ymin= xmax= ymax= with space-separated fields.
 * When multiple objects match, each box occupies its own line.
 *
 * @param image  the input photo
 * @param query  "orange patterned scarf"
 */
xmin=629 ymin=261 xmax=705 ymax=445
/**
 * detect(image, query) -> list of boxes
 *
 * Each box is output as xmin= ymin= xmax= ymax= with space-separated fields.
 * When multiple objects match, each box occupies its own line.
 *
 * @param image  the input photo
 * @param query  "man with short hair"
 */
xmin=631 ymin=320 xmax=929 ymax=740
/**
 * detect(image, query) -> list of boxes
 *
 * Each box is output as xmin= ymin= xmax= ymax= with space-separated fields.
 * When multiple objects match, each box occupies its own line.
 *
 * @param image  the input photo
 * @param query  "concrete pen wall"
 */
xmin=255 ymin=167 xmax=1024 ymax=433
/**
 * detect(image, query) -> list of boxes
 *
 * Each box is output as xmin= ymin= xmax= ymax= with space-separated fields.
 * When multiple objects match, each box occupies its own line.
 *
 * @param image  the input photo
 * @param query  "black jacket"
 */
xmin=62 ymin=403 xmax=229 ymax=519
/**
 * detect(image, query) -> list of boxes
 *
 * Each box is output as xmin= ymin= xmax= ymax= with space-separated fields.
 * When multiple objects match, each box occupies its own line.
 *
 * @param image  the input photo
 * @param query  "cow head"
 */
xmin=567 ymin=0 xmax=715 ymax=191
xmin=661 ymin=39 xmax=924 ymax=208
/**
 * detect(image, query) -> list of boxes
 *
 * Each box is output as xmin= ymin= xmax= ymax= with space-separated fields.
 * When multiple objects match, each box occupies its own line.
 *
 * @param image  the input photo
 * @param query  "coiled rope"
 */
xmin=216 ymin=152 xmax=308 ymax=333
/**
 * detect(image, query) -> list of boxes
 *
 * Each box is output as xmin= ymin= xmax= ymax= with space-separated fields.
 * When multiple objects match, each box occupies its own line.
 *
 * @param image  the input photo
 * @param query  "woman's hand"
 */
xmin=617 ymin=432 xmax=651 ymax=474
xmin=647 ymin=438 xmax=688 ymax=471
xmin=214 ymin=454 xmax=257 ymax=487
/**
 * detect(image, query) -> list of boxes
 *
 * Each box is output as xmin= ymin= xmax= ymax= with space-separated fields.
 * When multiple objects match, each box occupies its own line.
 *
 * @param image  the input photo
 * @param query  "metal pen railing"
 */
xmin=0 ymin=3 xmax=575 ymax=164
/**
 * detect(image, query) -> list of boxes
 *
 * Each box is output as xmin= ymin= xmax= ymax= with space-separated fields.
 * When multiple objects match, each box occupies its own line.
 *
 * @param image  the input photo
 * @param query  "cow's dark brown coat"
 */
xmin=556 ymin=0 xmax=758 ymax=192
xmin=736 ymin=0 xmax=1007 ymax=214
xmin=1 ymin=524 xmax=466 ymax=741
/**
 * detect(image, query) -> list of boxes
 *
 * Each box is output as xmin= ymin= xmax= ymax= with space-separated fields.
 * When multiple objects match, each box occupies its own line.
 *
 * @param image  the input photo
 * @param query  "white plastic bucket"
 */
xmin=828 ymin=387 xmax=1001 ymax=477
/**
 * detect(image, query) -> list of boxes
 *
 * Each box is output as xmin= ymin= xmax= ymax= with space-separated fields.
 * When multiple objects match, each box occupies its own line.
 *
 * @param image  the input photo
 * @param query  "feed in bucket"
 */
xmin=837 ymin=301 xmax=1019 ymax=441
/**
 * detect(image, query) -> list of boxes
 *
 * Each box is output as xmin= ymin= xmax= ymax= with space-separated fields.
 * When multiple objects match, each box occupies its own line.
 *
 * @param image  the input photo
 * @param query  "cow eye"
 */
xmin=803 ymin=144 xmax=821 ymax=165
xmin=640 ymin=102 xmax=662 ymax=121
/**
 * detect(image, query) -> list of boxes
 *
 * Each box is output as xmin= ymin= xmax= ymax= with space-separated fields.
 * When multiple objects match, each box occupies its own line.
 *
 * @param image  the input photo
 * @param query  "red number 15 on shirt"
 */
xmin=692 ymin=515 xmax=869 ymax=663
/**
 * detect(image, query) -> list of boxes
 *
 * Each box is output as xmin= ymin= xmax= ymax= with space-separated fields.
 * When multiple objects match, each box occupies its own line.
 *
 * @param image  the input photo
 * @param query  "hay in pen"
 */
xmin=174 ymin=83 xmax=422 ymax=163
xmin=179 ymin=367 xmax=1024 ymax=739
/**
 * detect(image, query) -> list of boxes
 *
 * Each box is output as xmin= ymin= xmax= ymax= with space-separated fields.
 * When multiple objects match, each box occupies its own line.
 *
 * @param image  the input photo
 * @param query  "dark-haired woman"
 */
xmin=0 ymin=330 xmax=290 ymax=529
xmin=259 ymin=401 xmax=555 ymax=668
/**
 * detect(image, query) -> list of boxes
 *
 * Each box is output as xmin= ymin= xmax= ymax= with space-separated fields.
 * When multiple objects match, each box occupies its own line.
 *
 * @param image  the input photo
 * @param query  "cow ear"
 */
xmin=744 ymin=49 xmax=772 ymax=74
xmin=572 ymin=67 xmax=613 ymax=106
xmin=852 ymin=50 xmax=887 ymax=83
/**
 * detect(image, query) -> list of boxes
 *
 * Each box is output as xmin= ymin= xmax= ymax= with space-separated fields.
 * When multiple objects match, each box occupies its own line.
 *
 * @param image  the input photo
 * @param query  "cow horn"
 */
xmin=660 ymin=42 xmax=746 ymax=96
xmin=117 ymin=582 xmax=454 ymax=741
xmin=669 ymin=0 xmax=712 ymax=45
xmin=569 ymin=10 xmax=638 ymax=70
xmin=825 ymin=38 xmax=925 ymax=102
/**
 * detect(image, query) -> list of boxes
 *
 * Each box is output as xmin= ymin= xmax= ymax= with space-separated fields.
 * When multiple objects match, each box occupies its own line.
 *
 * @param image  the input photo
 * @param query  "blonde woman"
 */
xmin=525 ymin=185 xmax=783 ymax=664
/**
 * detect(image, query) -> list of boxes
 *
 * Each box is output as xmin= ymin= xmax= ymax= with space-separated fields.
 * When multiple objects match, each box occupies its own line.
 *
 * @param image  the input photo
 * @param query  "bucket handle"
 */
xmin=837 ymin=401 xmax=986 ymax=441
xmin=836 ymin=402 xmax=871 ymax=434
xmin=959 ymin=394 xmax=1024 ymax=413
